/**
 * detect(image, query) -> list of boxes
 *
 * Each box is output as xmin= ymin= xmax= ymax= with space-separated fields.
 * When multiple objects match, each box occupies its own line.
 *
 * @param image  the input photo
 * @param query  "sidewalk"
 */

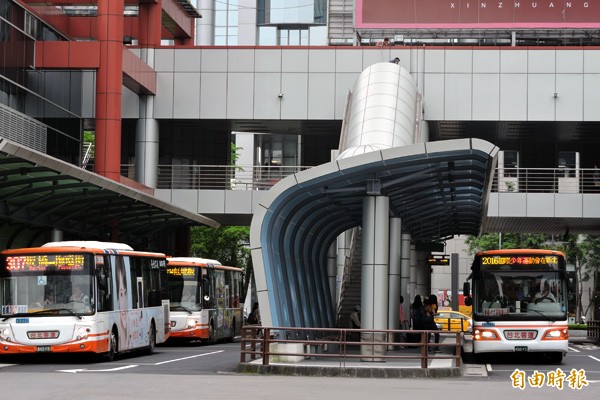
xmin=237 ymin=330 xmax=597 ymax=379
xmin=237 ymin=337 xmax=462 ymax=378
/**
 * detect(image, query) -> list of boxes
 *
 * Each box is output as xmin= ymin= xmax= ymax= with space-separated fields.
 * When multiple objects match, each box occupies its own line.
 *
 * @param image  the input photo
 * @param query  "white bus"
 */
xmin=464 ymin=249 xmax=569 ymax=363
xmin=167 ymin=257 xmax=243 ymax=342
xmin=0 ymin=241 xmax=170 ymax=361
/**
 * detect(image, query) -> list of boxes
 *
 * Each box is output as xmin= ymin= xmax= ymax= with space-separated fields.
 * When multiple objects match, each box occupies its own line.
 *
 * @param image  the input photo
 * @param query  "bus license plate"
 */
xmin=37 ymin=346 xmax=51 ymax=353
xmin=514 ymin=346 xmax=528 ymax=352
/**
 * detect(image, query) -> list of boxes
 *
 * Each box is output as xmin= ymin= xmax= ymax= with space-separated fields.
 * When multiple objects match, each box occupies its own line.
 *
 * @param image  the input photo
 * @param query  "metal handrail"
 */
xmin=103 ymin=164 xmax=600 ymax=193
xmin=240 ymin=325 xmax=462 ymax=369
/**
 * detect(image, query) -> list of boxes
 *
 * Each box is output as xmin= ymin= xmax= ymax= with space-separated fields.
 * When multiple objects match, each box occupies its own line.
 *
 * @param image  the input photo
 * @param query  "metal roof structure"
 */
xmin=251 ymin=138 xmax=499 ymax=328
xmin=0 ymin=137 xmax=217 ymax=249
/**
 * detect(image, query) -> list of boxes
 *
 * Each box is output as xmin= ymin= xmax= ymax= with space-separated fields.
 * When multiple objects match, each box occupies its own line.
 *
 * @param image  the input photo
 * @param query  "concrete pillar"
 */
xmin=50 ymin=229 xmax=63 ymax=242
xmin=409 ymin=242 xmax=417 ymax=300
xmin=388 ymin=217 xmax=401 ymax=348
xmin=195 ymin=0 xmax=215 ymax=45
xmin=136 ymin=96 xmax=159 ymax=188
xmin=327 ymin=243 xmax=337 ymax=313
xmin=400 ymin=233 xmax=411 ymax=321
xmin=95 ymin=0 xmax=124 ymax=181
xmin=415 ymin=248 xmax=427 ymax=296
xmin=361 ymin=195 xmax=389 ymax=360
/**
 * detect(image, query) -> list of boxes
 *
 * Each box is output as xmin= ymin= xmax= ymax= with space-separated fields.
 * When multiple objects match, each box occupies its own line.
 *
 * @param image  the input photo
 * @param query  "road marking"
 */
xmin=152 ymin=350 xmax=224 ymax=366
xmin=589 ymin=355 xmax=600 ymax=363
xmin=568 ymin=346 xmax=580 ymax=352
xmin=486 ymin=363 xmax=493 ymax=371
xmin=58 ymin=365 xmax=139 ymax=373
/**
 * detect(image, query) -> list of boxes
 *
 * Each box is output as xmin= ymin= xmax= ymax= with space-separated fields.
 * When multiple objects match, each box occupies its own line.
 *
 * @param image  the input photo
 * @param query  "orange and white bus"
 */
xmin=167 ymin=257 xmax=243 ymax=342
xmin=464 ymin=249 xmax=569 ymax=363
xmin=0 ymin=241 xmax=170 ymax=361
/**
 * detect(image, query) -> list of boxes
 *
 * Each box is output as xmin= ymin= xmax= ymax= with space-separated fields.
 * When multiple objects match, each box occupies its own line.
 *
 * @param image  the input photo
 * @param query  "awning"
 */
xmin=0 ymin=137 xmax=217 ymax=249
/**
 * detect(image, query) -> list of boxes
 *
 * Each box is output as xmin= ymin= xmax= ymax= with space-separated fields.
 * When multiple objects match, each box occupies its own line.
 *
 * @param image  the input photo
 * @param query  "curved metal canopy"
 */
xmin=251 ymin=138 xmax=499 ymax=328
xmin=0 ymin=137 xmax=218 ymax=249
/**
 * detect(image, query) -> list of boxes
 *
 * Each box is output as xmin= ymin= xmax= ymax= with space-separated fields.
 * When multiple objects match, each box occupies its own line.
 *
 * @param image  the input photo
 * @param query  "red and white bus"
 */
xmin=464 ymin=249 xmax=569 ymax=363
xmin=0 ymin=241 xmax=170 ymax=360
xmin=167 ymin=257 xmax=243 ymax=342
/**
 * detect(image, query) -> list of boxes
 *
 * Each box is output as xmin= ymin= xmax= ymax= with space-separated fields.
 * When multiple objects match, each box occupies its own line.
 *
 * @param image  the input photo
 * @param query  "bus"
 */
xmin=0 ymin=241 xmax=170 ymax=361
xmin=166 ymin=257 xmax=243 ymax=342
xmin=463 ymin=249 xmax=569 ymax=363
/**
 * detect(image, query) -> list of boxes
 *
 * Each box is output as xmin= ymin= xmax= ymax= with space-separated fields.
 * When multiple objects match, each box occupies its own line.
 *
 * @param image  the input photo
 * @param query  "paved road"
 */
xmin=0 ymin=341 xmax=597 ymax=400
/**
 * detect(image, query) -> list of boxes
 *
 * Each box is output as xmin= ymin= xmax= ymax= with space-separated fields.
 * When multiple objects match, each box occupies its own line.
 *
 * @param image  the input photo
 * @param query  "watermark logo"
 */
xmin=511 ymin=368 xmax=588 ymax=390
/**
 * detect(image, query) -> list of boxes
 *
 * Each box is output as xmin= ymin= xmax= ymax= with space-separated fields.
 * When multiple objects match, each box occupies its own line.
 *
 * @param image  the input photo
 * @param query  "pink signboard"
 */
xmin=356 ymin=0 xmax=600 ymax=29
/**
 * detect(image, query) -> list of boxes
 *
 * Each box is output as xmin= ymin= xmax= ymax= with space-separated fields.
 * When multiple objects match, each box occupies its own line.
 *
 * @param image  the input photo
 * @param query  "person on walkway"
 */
xmin=422 ymin=296 xmax=440 ymax=352
xmin=408 ymin=295 xmax=424 ymax=343
xmin=247 ymin=302 xmax=261 ymax=325
xmin=389 ymin=57 xmax=400 ymax=64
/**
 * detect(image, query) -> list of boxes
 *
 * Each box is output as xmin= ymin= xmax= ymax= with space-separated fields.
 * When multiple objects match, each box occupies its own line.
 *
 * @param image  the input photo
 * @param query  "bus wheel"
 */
xmin=548 ymin=352 xmax=563 ymax=364
xmin=147 ymin=322 xmax=156 ymax=355
xmin=104 ymin=329 xmax=118 ymax=362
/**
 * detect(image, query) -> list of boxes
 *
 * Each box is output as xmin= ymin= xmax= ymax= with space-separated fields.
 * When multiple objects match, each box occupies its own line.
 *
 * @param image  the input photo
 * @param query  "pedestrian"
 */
xmin=407 ymin=295 xmax=424 ymax=343
xmin=247 ymin=302 xmax=261 ymax=325
xmin=422 ymin=296 xmax=440 ymax=352
xmin=389 ymin=57 xmax=400 ymax=64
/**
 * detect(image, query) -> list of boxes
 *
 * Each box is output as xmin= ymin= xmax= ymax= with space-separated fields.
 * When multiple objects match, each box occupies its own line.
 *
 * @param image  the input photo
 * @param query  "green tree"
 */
xmin=465 ymin=233 xmax=548 ymax=254
xmin=190 ymin=225 xmax=253 ymax=295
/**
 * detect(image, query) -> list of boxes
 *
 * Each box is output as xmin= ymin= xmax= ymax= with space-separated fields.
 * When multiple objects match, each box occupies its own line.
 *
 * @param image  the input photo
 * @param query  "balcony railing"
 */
xmin=492 ymin=167 xmax=600 ymax=194
xmin=113 ymin=164 xmax=600 ymax=193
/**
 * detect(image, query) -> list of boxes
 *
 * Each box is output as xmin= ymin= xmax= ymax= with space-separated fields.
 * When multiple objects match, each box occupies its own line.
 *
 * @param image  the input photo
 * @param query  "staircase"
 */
xmin=336 ymin=227 xmax=362 ymax=328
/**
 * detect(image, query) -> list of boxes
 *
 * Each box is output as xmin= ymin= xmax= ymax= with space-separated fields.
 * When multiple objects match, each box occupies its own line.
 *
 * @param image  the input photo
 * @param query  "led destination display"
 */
xmin=5 ymin=254 xmax=85 ymax=272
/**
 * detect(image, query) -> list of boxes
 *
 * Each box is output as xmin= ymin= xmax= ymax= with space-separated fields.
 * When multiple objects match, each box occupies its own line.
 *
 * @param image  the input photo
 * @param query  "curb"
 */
xmin=236 ymin=363 xmax=462 ymax=379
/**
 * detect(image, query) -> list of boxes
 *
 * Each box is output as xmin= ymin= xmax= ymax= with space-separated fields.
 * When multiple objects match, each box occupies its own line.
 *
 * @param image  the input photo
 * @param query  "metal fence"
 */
xmin=493 ymin=167 xmax=600 ymax=194
xmin=240 ymin=326 xmax=462 ymax=369
xmin=112 ymin=164 xmax=600 ymax=193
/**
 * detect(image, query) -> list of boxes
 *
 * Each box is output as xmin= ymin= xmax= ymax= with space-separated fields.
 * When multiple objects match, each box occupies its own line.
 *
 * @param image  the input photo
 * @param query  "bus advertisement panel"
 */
xmin=167 ymin=257 xmax=243 ymax=342
xmin=465 ymin=249 xmax=568 ymax=363
xmin=0 ymin=241 xmax=170 ymax=361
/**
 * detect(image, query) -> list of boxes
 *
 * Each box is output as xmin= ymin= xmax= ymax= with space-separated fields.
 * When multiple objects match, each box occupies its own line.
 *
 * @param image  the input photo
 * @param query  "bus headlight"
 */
xmin=543 ymin=328 xmax=568 ymax=340
xmin=76 ymin=326 xmax=91 ymax=340
xmin=474 ymin=329 xmax=500 ymax=341
xmin=186 ymin=318 xmax=198 ymax=329
xmin=0 ymin=327 xmax=13 ymax=342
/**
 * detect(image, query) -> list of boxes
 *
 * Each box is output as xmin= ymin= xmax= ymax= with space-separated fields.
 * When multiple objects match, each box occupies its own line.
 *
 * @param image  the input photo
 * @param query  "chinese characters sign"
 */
xmin=5 ymin=254 xmax=85 ymax=272
xmin=511 ymin=368 xmax=588 ymax=390
xmin=356 ymin=1 xmax=600 ymax=29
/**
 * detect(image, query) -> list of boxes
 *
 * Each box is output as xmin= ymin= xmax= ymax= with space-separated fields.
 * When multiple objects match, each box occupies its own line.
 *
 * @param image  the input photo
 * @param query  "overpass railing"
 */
xmin=492 ymin=167 xmax=600 ymax=193
xmin=240 ymin=326 xmax=462 ymax=369
xmin=116 ymin=164 xmax=600 ymax=193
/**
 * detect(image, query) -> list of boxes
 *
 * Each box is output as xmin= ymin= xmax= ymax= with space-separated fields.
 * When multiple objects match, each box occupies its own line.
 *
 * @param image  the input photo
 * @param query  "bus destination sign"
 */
xmin=6 ymin=254 xmax=85 ymax=272
xmin=167 ymin=267 xmax=197 ymax=277
xmin=481 ymin=256 xmax=558 ymax=266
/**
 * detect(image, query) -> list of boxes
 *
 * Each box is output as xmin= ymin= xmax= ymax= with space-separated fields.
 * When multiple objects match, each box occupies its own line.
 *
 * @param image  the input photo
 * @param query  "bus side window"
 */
xmin=96 ymin=262 xmax=113 ymax=312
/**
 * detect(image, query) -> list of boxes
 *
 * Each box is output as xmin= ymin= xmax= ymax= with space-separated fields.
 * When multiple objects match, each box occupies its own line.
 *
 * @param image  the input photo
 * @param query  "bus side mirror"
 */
xmin=463 ymin=282 xmax=470 ymax=297
xmin=463 ymin=282 xmax=472 ymax=306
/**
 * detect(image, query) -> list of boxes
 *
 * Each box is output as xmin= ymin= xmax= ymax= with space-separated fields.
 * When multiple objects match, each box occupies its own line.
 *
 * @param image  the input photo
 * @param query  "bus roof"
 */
xmin=167 ymin=257 xmax=222 ymax=265
xmin=42 ymin=241 xmax=133 ymax=251
xmin=475 ymin=249 xmax=565 ymax=257
xmin=1 ymin=241 xmax=166 ymax=258
xmin=167 ymin=257 xmax=242 ymax=272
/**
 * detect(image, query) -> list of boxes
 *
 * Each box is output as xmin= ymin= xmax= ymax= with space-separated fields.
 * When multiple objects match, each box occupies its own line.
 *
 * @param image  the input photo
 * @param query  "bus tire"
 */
xmin=104 ymin=328 xmax=118 ymax=362
xmin=147 ymin=322 xmax=156 ymax=355
xmin=548 ymin=352 xmax=563 ymax=364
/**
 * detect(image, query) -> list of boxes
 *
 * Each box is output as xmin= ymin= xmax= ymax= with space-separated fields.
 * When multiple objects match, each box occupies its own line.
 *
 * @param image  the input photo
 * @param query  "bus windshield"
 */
xmin=472 ymin=253 xmax=567 ymax=321
xmin=167 ymin=266 xmax=201 ymax=312
xmin=0 ymin=253 xmax=95 ymax=317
